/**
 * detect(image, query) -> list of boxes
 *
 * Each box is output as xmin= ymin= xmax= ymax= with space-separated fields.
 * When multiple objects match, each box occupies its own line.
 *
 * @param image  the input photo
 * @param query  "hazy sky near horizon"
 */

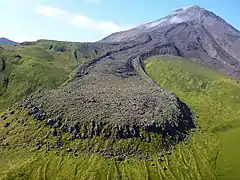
xmin=1 ymin=0 xmax=240 ymax=42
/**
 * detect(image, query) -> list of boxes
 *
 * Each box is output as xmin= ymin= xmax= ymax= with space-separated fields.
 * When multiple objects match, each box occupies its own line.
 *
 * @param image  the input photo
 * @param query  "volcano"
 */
xmin=24 ymin=5 xmax=240 ymax=152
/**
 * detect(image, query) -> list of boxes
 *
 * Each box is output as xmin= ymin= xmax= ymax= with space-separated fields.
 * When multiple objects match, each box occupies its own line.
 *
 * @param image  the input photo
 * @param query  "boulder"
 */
xmin=47 ymin=119 xmax=56 ymax=127
xmin=66 ymin=148 xmax=72 ymax=153
xmin=9 ymin=111 xmax=15 ymax=115
xmin=51 ymin=128 xmax=57 ymax=136
xmin=4 ymin=122 xmax=10 ymax=127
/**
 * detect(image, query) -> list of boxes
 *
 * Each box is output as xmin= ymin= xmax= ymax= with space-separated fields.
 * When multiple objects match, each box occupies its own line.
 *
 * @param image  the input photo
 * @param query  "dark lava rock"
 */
xmin=55 ymin=139 xmax=61 ymax=148
xmin=47 ymin=119 xmax=56 ymax=127
xmin=158 ymin=157 xmax=164 ymax=162
xmin=35 ymin=112 xmax=46 ymax=121
xmin=1 ymin=116 xmax=7 ymax=120
xmin=66 ymin=148 xmax=72 ymax=153
xmin=68 ymin=126 xmax=75 ymax=133
xmin=54 ymin=121 xmax=61 ymax=128
xmin=9 ymin=111 xmax=15 ymax=115
xmin=51 ymin=128 xmax=57 ymax=136
xmin=4 ymin=122 xmax=10 ymax=127
xmin=55 ymin=46 xmax=67 ymax=52
xmin=15 ymin=55 xmax=22 ymax=59
xmin=116 ymin=156 xmax=124 ymax=161
xmin=57 ymin=116 xmax=62 ymax=121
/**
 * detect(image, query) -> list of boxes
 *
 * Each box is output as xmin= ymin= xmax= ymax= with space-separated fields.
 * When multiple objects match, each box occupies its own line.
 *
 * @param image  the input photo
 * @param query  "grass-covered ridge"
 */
xmin=145 ymin=56 xmax=240 ymax=179
xmin=0 ymin=41 xmax=100 ymax=110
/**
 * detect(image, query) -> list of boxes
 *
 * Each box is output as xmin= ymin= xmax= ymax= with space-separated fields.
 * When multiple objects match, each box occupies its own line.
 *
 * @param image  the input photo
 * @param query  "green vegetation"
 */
xmin=145 ymin=56 xmax=240 ymax=179
xmin=0 ymin=41 xmax=98 ymax=110
xmin=0 ymin=109 xmax=218 ymax=180
xmin=0 ymin=54 xmax=239 ymax=179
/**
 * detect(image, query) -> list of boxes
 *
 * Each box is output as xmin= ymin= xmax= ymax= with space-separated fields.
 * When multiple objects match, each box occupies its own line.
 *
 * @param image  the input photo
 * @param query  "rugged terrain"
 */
xmin=0 ymin=5 xmax=240 ymax=180
xmin=22 ymin=5 xmax=240 ymax=151
xmin=101 ymin=5 xmax=240 ymax=79
xmin=1 ymin=55 xmax=239 ymax=179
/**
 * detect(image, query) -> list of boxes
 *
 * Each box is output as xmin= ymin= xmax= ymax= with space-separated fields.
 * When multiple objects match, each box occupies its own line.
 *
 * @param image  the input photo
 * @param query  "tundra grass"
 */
xmin=1 ymin=55 xmax=236 ymax=179
xmin=0 ymin=42 xmax=96 ymax=110
xmin=145 ymin=56 xmax=240 ymax=180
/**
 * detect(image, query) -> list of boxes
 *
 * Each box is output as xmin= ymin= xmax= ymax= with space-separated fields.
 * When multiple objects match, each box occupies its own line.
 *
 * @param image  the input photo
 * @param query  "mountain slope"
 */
xmin=0 ymin=37 xmax=17 ymax=45
xmin=0 ymin=40 xmax=104 ymax=109
xmin=0 ymin=5 xmax=240 ymax=180
xmin=145 ymin=56 xmax=240 ymax=179
xmin=100 ymin=5 xmax=240 ymax=79
xmin=22 ymin=5 xmax=240 ymax=152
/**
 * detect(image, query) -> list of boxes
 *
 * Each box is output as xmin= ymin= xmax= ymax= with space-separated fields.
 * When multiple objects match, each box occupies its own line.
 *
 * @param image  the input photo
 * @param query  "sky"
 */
xmin=1 ymin=0 xmax=240 ymax=42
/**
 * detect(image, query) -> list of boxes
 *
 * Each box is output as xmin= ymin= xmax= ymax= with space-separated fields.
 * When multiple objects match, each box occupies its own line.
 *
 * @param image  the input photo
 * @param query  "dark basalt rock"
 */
xmin=1 ymin=116 xmax=7 ymax=120
xmin=47 ymin=119 xmax=56 ymax=127
xmin=55 ymin=46 xmax=67 ymax=52
xmin=35 ymin=112 xmax=46 ymax=121
xmin=55 ymin=139 xmax=61 ymax=148
xmin=27 ymin=106 xmax=46 ymax=120
xmin=4 ymin=122 xmax=10 ymax=128
xmin=36 ymin=145 xmax=41 ymax=150
xmin=15 ymin=55 xmax=22 ymax=59
xmin=51 ymin=128 xmax=57 ymax=137
xmin=66 ymin=148 xmax=72 ymax=153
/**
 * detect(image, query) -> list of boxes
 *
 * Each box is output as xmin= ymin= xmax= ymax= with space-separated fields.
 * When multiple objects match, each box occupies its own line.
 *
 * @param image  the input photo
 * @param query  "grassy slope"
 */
xmin=1 ymin=55 xmax=236 ymax=179
xmin=145 ymin=56 xmax=240 ymax=180
xmin=0 ymin=108 xmax=217 ymax=180
xmin=0 ymin=41 xmax=96 ymax=110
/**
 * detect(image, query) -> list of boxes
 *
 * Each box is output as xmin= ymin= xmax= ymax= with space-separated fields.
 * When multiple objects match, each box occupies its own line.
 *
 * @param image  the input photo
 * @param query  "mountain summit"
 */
xmin=101 ymin=5 xmax=239 ymax=42
xmin=100 ymin=5 xmax=240 ymax=78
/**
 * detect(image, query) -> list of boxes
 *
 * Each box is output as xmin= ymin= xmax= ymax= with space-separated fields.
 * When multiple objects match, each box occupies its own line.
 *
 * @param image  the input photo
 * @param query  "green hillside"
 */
xmin=145 ymin=56 xmax=240 ymax=179
xmin=0 ymin=41 xmax=98 ymax=110
xmin=0 ymin=54 xmax=239 ymax=179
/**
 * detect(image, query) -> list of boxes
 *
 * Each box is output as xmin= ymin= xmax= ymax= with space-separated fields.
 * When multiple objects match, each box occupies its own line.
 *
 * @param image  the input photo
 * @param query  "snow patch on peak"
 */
xmin=171 ymin=8 xmax=186 ymax=15
xmin=136 ymin=5 xmax=203 ymax=31
xmin=145 ymin=18 xmax=167 ymax=28
xmin=170 ymin=5 xmax=201 ymax=15
xmin=169 ymin=16 xmax=184 ymax=24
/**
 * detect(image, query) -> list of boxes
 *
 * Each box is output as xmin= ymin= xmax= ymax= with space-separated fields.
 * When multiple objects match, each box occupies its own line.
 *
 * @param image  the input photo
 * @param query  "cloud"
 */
xmin=35 ymin=5 xmax=71 ymax=20
xmin=70 ymin=15 xmax=128 ymax=33
xmin=35 ymin=5 xmax=132 ymax=34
